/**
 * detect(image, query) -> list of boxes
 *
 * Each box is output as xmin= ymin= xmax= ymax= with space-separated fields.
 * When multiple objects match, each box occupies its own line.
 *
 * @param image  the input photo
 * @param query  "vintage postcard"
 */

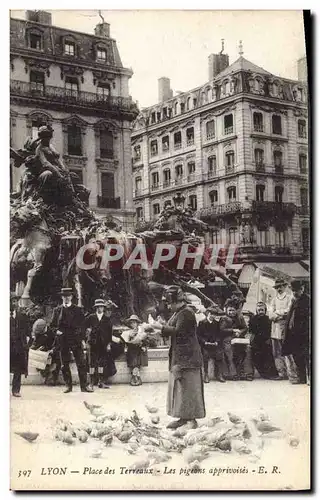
xmin=9 ymin=9 xmax=310 ymax=491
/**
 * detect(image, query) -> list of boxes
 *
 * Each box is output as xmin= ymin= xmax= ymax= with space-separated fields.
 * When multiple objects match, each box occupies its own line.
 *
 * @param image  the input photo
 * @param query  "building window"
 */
xmin=29 ymin=32 xmax=42 ymax=50
xmin=151 ymin=112 xmax=156 ymax=124
xmin=275 ymin=230 xmax=286 ymax=247
xmin=100 ymin=129 xmax=113 ymax=159
xmin=163 ymin=169 xmax=171 ymax=186
xmin=30 ymin=70 xmax=45 ymax=94
xmin=174 ymin=131 xmax=182 ymax=150
xmin=67 ymin=124 xmax=82 ymax=156
xmin=97 ymin=48 xmax=107 ymax=61
xmin=274 ymin=150 xmax=283 ymax=173
xmin=69 ymin=169 xmax=83 ymax=185
xmin=186 ymin=127 xmax=194 ymax=146
xmin=229 ymin=228 xmax=238 ymax=244
xmin=227 ymin=186 xmax=236 ymax=201
xmin=133 ymin=145 xmax=141 ymax=161
xmin=174 ymin=102 xmax=178 ymax=115
xmin=175 ymin=164 xmax=183 ymax=179
xmin=65 ymin=76 xmax=79 ymax=96
xmin=64 ymin=41 xmax=75 ymax=56
xmin=225 ymin=150 xmax=235 ymax=170
xmin=272 ymin=115 xmax=282 ymax=135
xmin=301 ymin=228 xmax=309 ymax=252
xmin=275 ymin=186 xmax=284 ymax=203
xmin=299 ymin=153 xmax=307 ymax=173
xmin=206 ymin=120 xmax=215 ymax=140
xmin=300 ymin=187 xmax=308 ymax=207
xmin=189 ymin=195 xmax=197 ymax=211
xmin=150 ymin=140 xmax=158 ymax=156
xmin=97 ymin=83 xmax=110 ymax=99
xmin=151 ymin=172 xmax=159 ymax=188
xmin=257 ymin=229 xmax=268 ymax=247
xmin=153 ymin=203 xmax=160 ymax=216
xmin=186 ymin=97 xmax=191 ymax=110
xmin=210 ymin=230 xmax=219 ymax=244
xmin=254 ymin=148 xmax=264 ymax=168
xmin=101 ymin=172 xmax=115 ymax=199
xmin=136 ymin=207 xmax=143 ymax=219
xmin=135 ymin=176 xmax=142 ymax=195
xmin=224 ymin=114 xmax=234 ymax=135
xmin=298 ymin=119 xmax=307 ymax=138
xmin=256 ymin=184 xmax=265 ymax=202
xmin=209 ymin=190 xmax=218 ymax=205
xmin=253 ymin=112 xmax=263 ymax=132
xmin=208 ymin=155 xmax=217 ymax=175
xmin=188 ymin=162 xmax=196 ymax=175
xmin=162 ymin=136 xmax=169 ymax=152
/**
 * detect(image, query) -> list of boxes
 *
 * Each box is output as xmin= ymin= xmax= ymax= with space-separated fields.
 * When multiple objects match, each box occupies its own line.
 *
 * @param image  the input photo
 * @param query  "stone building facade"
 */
xmin=131 ymin=50 xmax=309 ymax=261
xmin=10 ymin=10 xmax=138 ymax=230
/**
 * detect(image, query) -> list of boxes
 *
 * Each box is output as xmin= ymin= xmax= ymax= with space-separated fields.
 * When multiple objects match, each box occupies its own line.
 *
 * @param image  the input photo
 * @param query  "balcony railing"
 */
xmin=224 ymin=127 xmax=234 ymax=135
xmin=187 ymin=174 xmax=196 ymax=182
xmin=11 ymin=80 xmax=138 ymax=114
xmin=175 ymin=177 xmax=183 ymax=185
xmin=134 ymin=189 xmax=142 ymax=197
xmin=252 ymin=201 xmax=296 ymax=216
xmin=187 ymin=138 xmax=194 ymax=146
xmin=206 ymin=133 xmax=215 ymax=140
xmin=150 ymin=149 xmax=158 ymax=157
xmin=274 ymin=165 xmax=284 ymax=175
xmin=198 ymin=201 xmax=297 ymax=220
xmin=151 ymin=183 xmax=159 ymax=191
xmin=225 ymin=165 xmax=235 ymax=174
xmin=174 ymin=143 xmax=182 ymax=150
xmin=163 ymin=180 xmax=171 ymax=188
xmin=255 ymin=163 xmax=265 ymax=172
xmin=238 ymin=245 xmax=291 ymax=256
xmin=97 ymin=196 xmax=121 ymax=209
xmin=198 ymin=202 xmax=242 ymax=218
xmin=296 ymin=205 xmax=309 ymax=215
xmin=253 ymin=125 xmax=264 ymax=133
xmin=207 ymin=170 xmax=216 ymax=179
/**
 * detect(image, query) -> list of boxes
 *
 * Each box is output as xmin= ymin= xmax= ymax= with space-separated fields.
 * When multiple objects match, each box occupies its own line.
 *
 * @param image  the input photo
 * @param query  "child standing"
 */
xmin=124 ymin=315 xmax=148 ymax=386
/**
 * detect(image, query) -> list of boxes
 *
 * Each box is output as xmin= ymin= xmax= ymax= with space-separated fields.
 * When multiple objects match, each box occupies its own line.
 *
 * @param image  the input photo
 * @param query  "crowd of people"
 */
xmin=10 ymin=277 xmax=310 ymax=418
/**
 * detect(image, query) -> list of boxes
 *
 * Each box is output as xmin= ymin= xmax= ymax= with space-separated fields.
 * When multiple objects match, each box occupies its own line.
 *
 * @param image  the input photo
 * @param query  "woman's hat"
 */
xmin=60 ymin=287 xmax=74 ymax=296
xmin=32 ymin=318 xmax=47 ymax=336
xmin=93 ymin=299 xmax=106 ymax=308
xmin=273 ymin=278 xmax=287 ymax=289
xmin=126 ymin=314 xmax=142 ymax=324
xmin=290 ymin=279 xmax=304 ymax=291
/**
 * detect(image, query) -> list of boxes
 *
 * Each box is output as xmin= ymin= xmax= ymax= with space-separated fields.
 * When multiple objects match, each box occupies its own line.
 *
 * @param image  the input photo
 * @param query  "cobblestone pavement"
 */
xmin=10 ymin=380 xmax=310 ymax=491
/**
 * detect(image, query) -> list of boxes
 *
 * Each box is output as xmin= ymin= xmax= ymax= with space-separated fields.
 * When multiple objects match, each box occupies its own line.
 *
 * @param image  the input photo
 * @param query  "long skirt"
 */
xmin=167 ymin=368 xmax=206 ymax=420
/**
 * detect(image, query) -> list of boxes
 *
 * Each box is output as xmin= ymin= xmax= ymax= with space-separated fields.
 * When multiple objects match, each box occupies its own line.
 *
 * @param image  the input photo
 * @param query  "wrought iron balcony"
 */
xmin=198 ymin=202 xmax=242 ymax=218
xmin=10 ymin=80 xmax=139 ymax=115
xmin=274 ymin=165 xmax=284 ymax=175
xmin=187 ymin=138 xmax=194 ymax=146
xmin=225 ymin=165 xmax=235 ymax=175
xmin=255 ymin=163 xmax=265 ymax=172
xmin=97 ymin=196 xmax=121 ymax=209
xmin=252 ymin=201 xmax=296 ymax=216
xmin=174 ymin=143 xmax=182 ymax=150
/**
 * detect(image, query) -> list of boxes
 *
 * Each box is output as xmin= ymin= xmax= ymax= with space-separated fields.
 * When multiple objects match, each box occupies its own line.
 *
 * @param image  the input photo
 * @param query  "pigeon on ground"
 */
xmin=14 ymin=432 xmax=39 ymax=443
xmin=288 ymin=435 xmax=300 ymax=447
xmin=227 ymin=412 xmax=243 ymax=425
xmin=145 ymin=404 xmax=159 ymax=414
xmin=232 ymin=439 xmax=252 ymax=455
xmin=151 ymin=416 xmax=160 ymax=425
xmin=91 ymin=448 xmax=103 ymax=458
xmin=252 ymin=419 xmax=281 ymax=434
xmin=83 ymin=401 xmax=102 ymax=412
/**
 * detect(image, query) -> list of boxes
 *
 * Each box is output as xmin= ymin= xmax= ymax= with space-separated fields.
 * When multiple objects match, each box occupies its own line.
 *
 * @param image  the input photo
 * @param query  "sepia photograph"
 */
xmin=9 ymin=8 xmax=310 ymax=491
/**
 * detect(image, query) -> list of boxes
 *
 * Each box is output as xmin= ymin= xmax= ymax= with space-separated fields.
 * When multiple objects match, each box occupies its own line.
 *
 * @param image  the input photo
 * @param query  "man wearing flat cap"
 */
xmin=50 ymin=288 xmax=92 ymax=393
xmin=283 ymin=280 xmax=310 ymax=384
xmin=197 ymin=307 xmax=225 ymax=383
xmin=85 ymin=299 xmax=115 ymax=389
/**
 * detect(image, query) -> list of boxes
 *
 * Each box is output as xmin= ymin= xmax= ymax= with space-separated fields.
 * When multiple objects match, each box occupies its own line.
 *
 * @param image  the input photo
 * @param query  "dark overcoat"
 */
xmin=84 ymin=313 xmax=113 ymax=347
xmin=282 ymin=293 xmax=310 ymax=356
xmin=50 ymin=304 xmax=85 ymax=345
xmin=10 ymin=311 xmax=29 ymax=374
xmin=162 ymin=305 xmax=202 ymax=371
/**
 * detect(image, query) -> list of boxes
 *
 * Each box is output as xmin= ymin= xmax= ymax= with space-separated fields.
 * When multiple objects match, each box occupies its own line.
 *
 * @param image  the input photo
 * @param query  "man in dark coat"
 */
xmin=10 ymin=293 xmax=30 ymax=397
xmin=50 ymin=288 xmax=93 ymax=393
xmin=197 ymin=307 xmax=225 ymax=383
xmin=219 ymin=299 xmax=248 ymax=380
xmin=85 ymin=299 xmax=115 ymax=389
xmin=283 ymin=280 xmax=310 ymax=384
xmin=152 ymin=286 xmax=205 ymax=430
xmin=249 ymin=302 xmax=278 ymax=379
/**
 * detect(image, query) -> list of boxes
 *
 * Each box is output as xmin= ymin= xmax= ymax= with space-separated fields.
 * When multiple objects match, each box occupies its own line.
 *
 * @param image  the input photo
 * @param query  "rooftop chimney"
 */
xmin=94 ymin=22 xmax=110 ymax=38
xmin=158 ymin=77 xmax=173 ymax=103
xmin=297 ymin=56 xmax=307 ymax=82
xmin=26 ymin=10 xmax=52 ymax=25
xmin=208 ymin=39 xmax=229 ymax=80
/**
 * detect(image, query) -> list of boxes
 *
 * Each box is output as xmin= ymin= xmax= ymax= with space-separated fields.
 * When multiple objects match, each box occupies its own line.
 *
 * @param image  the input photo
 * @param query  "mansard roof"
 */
xmin=217 ymin=56 xmax=272 ymax=79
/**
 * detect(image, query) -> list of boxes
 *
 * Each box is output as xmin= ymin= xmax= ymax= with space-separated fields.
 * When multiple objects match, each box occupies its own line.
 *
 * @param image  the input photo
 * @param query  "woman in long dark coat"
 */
xmin=249 ymin=302 xmax=278 ymax=379
xmin=153 ymin=286 xmax=205 ymax=429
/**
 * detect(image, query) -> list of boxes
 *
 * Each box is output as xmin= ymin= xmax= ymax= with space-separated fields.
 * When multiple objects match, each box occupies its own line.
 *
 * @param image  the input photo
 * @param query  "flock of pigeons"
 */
xmin=14 ymin=401 xmax=300 ymax=472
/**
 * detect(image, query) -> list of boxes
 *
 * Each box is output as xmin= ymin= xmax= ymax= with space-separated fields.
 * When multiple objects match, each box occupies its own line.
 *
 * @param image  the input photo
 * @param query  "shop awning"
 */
xmin=238 ymin=261 xmax=309 ymax=287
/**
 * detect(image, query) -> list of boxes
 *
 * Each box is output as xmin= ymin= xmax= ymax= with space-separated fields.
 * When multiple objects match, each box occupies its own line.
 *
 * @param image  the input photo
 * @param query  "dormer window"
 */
xmin=29 ymin=32 xmax=42 ymax=50
xmin=64 ymin=41 xmax=75 ymax=56
xmin=97 ymin=48 xmax=107 ymax=62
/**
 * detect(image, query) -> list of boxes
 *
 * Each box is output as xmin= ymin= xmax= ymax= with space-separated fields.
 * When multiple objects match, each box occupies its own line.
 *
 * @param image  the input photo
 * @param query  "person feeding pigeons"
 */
xmin=152 ymin=285 xmax=205 ymax=429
